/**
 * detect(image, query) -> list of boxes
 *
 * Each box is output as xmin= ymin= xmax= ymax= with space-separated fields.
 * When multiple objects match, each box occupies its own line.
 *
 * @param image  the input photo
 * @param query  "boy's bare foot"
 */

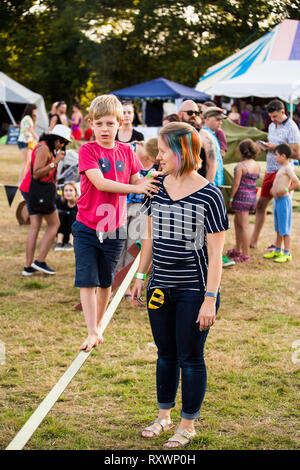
xmin=79 ymin=334 xmax=99 ymax=352
xmin=97 ymin=328 xmax=105 ymax=344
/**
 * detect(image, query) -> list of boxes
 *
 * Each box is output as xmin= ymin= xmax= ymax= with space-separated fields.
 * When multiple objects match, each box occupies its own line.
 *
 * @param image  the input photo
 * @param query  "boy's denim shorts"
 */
xmin=72 ymin=220 xmax=125 ymax=288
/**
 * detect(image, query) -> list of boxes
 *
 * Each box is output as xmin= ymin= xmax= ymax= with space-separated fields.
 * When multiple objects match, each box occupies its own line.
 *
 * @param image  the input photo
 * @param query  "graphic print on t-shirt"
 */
xmin=99 ymin=158 xmax=111 ymax=174
xmin=115 ymin=161 xmax=125 ymax=172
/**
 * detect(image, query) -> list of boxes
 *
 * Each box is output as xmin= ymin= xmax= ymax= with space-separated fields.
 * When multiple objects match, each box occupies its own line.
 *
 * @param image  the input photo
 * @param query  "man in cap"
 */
xmin=202 ymin=107 xmax=234 ymax=267
xmin=178 ymin=100 xmax=218 ymax=183
xmin=202 ymin=101 xmax=228 ymax=158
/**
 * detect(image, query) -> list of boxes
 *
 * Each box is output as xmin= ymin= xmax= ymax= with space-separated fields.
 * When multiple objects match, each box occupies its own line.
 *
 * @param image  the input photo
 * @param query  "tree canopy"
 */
xmin=1 ymin=0 xmax=300 ymax=109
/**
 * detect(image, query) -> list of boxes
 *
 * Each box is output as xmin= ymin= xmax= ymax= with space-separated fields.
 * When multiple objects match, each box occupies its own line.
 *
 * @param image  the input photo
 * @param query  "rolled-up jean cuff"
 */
xmin=181 ymin=410 xmax=200 ymax=420
xmin=158 ymin=401 xmax=175 ymax=410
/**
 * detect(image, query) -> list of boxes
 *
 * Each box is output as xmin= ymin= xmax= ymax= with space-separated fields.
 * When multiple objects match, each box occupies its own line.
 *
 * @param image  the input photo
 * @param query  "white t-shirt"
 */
xmin=267 ymin=118 xmax=300 ymax=173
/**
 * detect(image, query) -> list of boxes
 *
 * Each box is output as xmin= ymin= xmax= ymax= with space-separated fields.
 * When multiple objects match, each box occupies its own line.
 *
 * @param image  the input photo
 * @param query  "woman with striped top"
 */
xmin=131 ymin=122 xmax=229 ymax=449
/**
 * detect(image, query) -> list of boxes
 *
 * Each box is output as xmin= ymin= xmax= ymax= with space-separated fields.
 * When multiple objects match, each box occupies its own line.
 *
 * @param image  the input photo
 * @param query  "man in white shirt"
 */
xmin=250 ymin=99 xmax=300 ymax=248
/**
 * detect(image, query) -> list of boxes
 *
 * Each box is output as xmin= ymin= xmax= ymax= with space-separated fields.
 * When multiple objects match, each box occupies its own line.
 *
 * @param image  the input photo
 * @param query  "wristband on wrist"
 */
xmin=135 ymin=272 xmax=146 ymax=280
xmin=229 ymin=198 xmax=233 ymax=202
xmin=205 ymin=291 xmax=217 ymax=298
xmin=285 ymin=187 xmax=289 ymax=193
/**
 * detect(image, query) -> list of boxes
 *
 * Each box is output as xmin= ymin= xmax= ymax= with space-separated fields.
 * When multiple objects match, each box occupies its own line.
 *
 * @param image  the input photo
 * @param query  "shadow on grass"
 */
xmin=23 ymin=281 xmax=51 ymax=290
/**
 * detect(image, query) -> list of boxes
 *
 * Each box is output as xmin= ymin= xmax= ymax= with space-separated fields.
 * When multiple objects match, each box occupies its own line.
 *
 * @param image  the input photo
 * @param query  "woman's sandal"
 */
xmin=163 ymin=428 xmax=196 ymax=449
xmin=141 ymin=417 xmax=173 ymax=438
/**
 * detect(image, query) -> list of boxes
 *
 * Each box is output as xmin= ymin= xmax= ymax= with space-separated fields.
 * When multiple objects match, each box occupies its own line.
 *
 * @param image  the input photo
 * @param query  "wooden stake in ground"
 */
xmin=6 ymin=252 xmax=141 ymax=451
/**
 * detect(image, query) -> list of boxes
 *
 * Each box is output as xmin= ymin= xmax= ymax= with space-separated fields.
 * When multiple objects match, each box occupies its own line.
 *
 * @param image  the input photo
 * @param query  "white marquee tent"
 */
xmin=211 ymin=60 xmax=300 ymax=116
xmin=195 ymin=19 xmax=300 ymax=107
xmin=0 ymin=72 xmax=48 ymax=135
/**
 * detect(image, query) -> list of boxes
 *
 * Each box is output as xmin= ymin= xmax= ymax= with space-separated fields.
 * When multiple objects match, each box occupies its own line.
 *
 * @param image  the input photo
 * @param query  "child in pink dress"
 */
xmin=227 ymin=139 xmax=260 ymax=262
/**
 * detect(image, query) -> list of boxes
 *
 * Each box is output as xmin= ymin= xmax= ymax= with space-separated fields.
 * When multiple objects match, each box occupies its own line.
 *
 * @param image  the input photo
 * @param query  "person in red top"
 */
xmin=72 ymin=94 xmax=160 ymax=352
xmin=19 ymin=124 xmax=71 ymax=276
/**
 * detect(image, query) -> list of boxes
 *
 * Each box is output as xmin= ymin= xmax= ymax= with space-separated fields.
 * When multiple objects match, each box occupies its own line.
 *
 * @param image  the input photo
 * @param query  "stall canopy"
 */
xmin=211 ymin=60 xmax=300 ymax=105
xmin=0 ymin=72 xmax=48 ymax=135
xmin=112 ymin=77 xmax=211 ymax=100
xmin=195 ymin=19 xmax=300 ymax=96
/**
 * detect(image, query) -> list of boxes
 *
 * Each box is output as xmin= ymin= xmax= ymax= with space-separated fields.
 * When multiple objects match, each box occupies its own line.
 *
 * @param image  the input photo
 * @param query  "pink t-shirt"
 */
xmin=77 ymin=141 xmax=142 ymax=232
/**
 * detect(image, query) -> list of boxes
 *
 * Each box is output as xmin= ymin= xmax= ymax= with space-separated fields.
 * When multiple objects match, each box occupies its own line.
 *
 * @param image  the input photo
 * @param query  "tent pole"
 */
xmin=289 ymin=98 xmax=293 ymax=119
xmin=2 ymin=101 xmax=17 ymax=125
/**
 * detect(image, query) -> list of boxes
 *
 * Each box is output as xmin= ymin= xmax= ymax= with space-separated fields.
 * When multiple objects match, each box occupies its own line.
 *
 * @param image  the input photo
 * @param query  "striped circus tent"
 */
xmin=195 ymin=19 xmax=300 ymax=95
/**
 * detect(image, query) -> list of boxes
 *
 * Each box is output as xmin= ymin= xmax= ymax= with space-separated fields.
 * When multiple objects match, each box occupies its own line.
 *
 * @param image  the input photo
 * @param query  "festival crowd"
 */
xmin=17 ymin=93 xmax=300 ymax=449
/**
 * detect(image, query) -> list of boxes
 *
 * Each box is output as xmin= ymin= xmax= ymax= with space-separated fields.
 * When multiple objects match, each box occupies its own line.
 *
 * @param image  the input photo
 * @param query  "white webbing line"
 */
xmin=6 ymin=252 xmax=140 ymax=451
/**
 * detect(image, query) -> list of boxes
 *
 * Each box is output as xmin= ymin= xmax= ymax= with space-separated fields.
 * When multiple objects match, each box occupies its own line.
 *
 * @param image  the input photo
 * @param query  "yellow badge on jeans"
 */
xmin=148 ymin=289 xmax=165 ymax=309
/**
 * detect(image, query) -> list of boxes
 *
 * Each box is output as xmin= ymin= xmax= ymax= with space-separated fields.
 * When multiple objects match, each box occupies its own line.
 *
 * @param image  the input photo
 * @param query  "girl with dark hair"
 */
xmin=131 ymin=122 xmax=229 ymax=449
xmin=227 ymin=139 xmax=260 ymax=262
xmin=19 ymin=125 xmax=71 ymax=276
xmin=17 ymin=103 xmax=39 ymax=183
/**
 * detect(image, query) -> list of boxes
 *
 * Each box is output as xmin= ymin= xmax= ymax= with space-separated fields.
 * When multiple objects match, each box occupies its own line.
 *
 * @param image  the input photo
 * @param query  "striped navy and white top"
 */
xmin=142 ymin=176 xmax=229 ymax=292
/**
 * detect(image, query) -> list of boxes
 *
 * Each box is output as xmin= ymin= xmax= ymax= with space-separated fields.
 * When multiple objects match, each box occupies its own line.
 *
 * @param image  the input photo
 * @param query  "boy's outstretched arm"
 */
xmin=85 ymin=168 xmax=159 ymax=197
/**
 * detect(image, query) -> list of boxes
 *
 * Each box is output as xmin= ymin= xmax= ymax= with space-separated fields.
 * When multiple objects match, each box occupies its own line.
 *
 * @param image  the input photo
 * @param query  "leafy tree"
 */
xmin=1 ymin=0 xmax=300 ymax=108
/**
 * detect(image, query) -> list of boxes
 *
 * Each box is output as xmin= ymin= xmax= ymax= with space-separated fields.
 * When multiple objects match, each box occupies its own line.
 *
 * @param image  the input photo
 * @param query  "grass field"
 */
xmin=0 ymin=145 xmax=299 ymax=450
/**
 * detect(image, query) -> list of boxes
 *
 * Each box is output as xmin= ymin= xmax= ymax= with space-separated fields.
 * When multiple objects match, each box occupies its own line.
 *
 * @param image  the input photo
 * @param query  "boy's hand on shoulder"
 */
xmin=134 ymin=175 xmax=160 ymax=197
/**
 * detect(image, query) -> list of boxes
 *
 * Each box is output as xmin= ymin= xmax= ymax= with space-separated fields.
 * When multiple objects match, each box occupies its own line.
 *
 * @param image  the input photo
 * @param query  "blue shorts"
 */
xmin=72 ymin=220 xmax=125 ymax=288
xmin=273 ymin=195 xmax=292 ymax=236
xmin=17 ymin=141 xmax=28 ymax=150
xmin=20 ymin=190 xmax=57 ymax=216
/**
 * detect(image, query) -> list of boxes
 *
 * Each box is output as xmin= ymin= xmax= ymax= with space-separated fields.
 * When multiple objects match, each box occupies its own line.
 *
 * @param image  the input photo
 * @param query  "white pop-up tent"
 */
xmin=0 ymin=72 xmax=49 ymax=135
xmin=211 ymin=60 xmax=300 ymax=117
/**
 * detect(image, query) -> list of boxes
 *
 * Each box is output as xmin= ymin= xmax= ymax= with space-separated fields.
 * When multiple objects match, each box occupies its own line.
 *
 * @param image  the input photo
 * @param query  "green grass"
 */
xmin=0 ymin=145 xmax=299 ymax=450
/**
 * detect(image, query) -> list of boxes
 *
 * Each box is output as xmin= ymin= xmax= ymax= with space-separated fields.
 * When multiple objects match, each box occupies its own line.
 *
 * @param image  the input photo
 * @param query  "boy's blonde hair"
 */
xmin=89 ymin=94 xmax=124 ymax=122
xmin=145 ymin=138 xmax=158 ymax=161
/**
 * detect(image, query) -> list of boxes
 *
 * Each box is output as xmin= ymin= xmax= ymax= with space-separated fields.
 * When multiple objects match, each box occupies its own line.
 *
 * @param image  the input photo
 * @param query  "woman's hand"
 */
xmin=131 ymin=279 xmax=144 ymax=306
xmin=196 ymin=297 xmax=216 ymax=331
xmin=54 ymin=149 xmax=66 ymax=165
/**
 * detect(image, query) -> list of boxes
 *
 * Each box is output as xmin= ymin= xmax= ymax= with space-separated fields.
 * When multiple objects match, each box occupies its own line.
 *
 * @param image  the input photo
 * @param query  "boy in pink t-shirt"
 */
xmin=73 ymin=95 xmax=159 ymax=352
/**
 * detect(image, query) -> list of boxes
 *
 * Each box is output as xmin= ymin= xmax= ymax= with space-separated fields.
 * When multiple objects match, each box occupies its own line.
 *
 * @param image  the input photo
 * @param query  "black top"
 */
xmin=197 ymin=147 xmax=207 ymax=178
xmin=49 ymin=113 xmax=62 ymax=126
xmin=142 ymin=176 xmax=229 ymax=292
xmin=56 ymin=197 xmax=78 ymax=215
xmin=115 ymin=128 xmax=144 ymax=143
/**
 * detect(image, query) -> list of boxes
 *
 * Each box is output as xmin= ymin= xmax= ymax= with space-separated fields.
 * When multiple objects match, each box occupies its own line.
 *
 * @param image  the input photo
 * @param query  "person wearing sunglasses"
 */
xmin=178 ymin=100 xmax=202 ymax=127
xmin=19 ymin=125 xmax=71 ymax=276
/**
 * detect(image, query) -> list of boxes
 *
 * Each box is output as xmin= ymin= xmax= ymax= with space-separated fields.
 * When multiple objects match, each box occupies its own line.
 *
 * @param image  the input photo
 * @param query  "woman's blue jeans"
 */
xmin=147 ymin=287 xmax=220 ymax=420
